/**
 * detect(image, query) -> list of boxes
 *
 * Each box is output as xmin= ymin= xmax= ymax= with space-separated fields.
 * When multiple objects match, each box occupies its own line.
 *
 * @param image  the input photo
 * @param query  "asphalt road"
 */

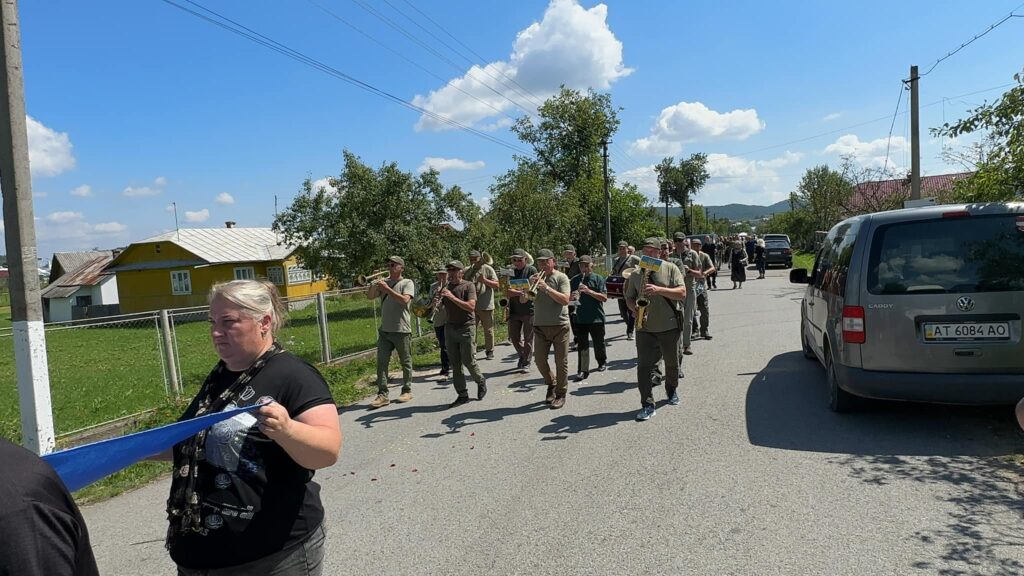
xmin=83 ymin=267 xmax=1024 ymax=575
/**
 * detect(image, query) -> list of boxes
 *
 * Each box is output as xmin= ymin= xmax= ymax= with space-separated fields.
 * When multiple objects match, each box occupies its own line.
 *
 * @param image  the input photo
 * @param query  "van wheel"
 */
xmin=801 ymin=323 xmax=816 ymax=360
xmin=826 ymin=350 xmax=855 ymax=413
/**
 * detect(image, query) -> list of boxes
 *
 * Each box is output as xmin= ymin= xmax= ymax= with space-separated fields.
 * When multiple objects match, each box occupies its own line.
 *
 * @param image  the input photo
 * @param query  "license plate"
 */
xmin=923 ymin=322 xmax=1010 ymax=341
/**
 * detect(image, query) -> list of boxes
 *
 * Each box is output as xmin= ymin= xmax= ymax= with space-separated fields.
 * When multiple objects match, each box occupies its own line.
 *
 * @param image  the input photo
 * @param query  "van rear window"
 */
xmin=867 ymin=214 xmax=1024 ymax=294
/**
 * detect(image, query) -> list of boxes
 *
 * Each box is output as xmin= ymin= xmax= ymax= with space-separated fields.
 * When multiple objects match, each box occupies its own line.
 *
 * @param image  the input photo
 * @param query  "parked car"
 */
xmin=790 ymin=202 xmax=1024 ymax=411
xmin=764 ymin=239 xmax=793 ymax=268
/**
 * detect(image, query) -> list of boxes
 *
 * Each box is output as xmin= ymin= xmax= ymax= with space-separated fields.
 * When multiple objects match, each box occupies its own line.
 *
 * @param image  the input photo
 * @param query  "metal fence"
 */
xmin=0 ymin=288 xmax=446 ymax=442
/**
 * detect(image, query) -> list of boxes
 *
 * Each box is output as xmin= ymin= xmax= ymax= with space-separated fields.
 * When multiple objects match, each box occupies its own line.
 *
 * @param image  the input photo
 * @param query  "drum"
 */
xmin=606 ymin=275 xmax=626 ymax=299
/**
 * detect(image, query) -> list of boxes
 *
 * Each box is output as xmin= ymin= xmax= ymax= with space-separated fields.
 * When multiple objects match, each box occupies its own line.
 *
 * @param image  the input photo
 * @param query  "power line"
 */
xmin=159 ymin=0 xmax=532 ymax=156
xmin=882 ymin=81 xmax=906 ymax=173
xmin=920 ymin=2 xmax=1024 ymax=77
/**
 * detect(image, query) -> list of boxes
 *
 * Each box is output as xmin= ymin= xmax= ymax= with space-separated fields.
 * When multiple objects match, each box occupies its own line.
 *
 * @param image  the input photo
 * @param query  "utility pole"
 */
xmin=909 ymin=65 xmax=921 ymax=200
xmin=1 ymin=0 xmax=54 ymax=454
xmin=664 ymin=193 xmax=669 ymax=237
xmin=688 ymin=198 xmax=694 ymax=234
xmin=602 ymin=139 xmax=612 ymax=270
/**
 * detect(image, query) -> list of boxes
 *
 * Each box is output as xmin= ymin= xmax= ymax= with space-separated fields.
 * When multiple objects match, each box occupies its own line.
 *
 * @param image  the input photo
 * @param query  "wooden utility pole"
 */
xmin=909 ymin=65 xmax=921 ymax=200
xmin=602 ymin=139 xmax=612 ymax=269
xmin=1 ymin=0 xmax=55 ymax=454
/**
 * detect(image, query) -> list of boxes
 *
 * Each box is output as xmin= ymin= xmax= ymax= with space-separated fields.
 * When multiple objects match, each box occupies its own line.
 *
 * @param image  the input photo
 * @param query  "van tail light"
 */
xmin=842 ymin=306 xmax=865 ymax=344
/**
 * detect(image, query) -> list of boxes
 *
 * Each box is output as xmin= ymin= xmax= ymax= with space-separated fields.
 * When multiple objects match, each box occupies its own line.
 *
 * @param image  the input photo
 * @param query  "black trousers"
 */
xmin=572 ymin=322 xmax=606 ymax=373
xmin=616 ymin=299 xmax=635 ymax=335
xmin=434 ymin=325 xmax=450 ymax=374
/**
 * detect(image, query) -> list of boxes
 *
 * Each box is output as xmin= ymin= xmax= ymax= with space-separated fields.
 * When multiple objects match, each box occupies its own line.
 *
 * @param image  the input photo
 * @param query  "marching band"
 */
xmin=368 ymin=236 xmax=697 ymax=421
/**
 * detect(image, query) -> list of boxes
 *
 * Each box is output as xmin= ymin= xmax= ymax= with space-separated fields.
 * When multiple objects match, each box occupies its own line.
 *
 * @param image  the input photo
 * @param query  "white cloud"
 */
xmin=822 ymin=112 xmax=842 ymax=122
xmin=418 ymin=157 xmax=486 ymax=173
xmin=310 ymin=177 xmax=338 ymax=195
xmin=824 ymin=134 xmax=908 ymax=170
xmin=46 ymin=211 xmax=84 ymax=224
xmin=412 ymin=0 xmax=632 ymax=131
xmin=123 ymin=185 xmax=160 ymax=197
xmin=26 ymin=116 xmax=75 ymax=177
xmin=70 ymin=184 xmax=92 ymax=197
xmin=93 ymin=222 xmax=127 ymax=234
xmin=620 ymin=151 xmax=803 ymax=206
xmin=631 ymin=102 xmax=765 ymax=156
xmin=184 ymin=208 xmax=209 ymax=223
xmin=215 ymin=192 xmax=235 ymax=205
xmin=476 ymin=196 xmax=492 ymax=212
xmin=153 ymin=176 xmax=168 ymax=186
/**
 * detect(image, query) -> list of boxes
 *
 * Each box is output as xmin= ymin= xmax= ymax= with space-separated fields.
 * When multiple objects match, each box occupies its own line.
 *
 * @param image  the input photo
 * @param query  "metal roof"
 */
xmin=129 ymin=227 xmax=294 ymax=264
xmin=51 ymin=250 xmax=114 ymax=279
xmin=41 ymin=253 xmax=116 ymax=300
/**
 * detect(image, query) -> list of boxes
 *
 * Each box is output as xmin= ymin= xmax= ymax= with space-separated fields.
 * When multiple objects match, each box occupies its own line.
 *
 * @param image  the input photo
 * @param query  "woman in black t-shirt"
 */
xmin=161 ymin=280 xmax=341 ymax=575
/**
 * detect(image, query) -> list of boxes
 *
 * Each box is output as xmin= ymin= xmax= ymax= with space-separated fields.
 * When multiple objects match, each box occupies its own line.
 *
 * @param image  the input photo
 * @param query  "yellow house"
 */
xmin=106 ymin=226 xmax=330 ymax=313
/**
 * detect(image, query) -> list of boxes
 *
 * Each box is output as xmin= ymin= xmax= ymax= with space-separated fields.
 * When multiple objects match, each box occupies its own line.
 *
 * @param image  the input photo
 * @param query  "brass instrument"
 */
xmin=413 ymin=279 xmax=447 ymax=320
xmin=355 ymin=269 xmax=388 ymax=286
xmin=634 ymin=268 xmax=652 ymax=330
xmin=496 ymin=269 xmax=512 ymax=308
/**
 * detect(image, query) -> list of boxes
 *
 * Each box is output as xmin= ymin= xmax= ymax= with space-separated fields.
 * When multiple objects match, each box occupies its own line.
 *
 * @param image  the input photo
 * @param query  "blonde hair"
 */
xmin=208 ymin=279 xmax=287 ymax=334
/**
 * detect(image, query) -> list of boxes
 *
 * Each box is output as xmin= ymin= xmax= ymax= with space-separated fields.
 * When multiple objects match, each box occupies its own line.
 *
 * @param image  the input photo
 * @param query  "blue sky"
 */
xmin=12 ymin=0 xmax=1024 ymax=259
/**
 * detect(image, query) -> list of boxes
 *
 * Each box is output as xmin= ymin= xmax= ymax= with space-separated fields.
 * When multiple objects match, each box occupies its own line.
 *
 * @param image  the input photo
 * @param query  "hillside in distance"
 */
xmin=654 ymin=199 xmax=791 ymax=221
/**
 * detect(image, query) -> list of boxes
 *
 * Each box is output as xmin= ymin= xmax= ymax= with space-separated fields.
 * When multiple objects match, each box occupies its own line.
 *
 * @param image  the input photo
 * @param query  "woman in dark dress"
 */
xmin=755 ymin=238 xmax=767 ymax=279
xmin=730 ymin=242 xmax=747 ymax=289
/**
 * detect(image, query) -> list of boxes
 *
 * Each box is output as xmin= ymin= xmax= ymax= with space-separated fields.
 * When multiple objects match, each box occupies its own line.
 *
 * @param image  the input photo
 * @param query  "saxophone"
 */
xmin=634 ymin=268 xmax=652 ymax=331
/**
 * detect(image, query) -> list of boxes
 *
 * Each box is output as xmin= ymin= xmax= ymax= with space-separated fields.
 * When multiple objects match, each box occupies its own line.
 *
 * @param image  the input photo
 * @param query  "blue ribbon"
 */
xmin=44 ymin=403 xmax=267 ymax=492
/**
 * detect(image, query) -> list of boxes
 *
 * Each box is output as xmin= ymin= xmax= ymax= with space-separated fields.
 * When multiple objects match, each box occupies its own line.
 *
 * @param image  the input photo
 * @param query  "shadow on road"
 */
xmin=538 ymin=411 xmax=632 ymax=439
xmin=604 ymin=357 xmax=638 ymax=371
xmin=745 ymin=351 xmax=1023 ymax=457
xmin=505 ymin=376 xmax=548 ymax=393
xmin=353 ymin=403 xmax=450 ymax=428
xmin=835 ymin=453 xmax=1024 ymax=576
xmin=747 ymin=352 xmax=1024 ymax=574
xmin=435 ymin=402 xmax=549 ymax=433
xmin=571 ymin=380 xmax=632 ymax=397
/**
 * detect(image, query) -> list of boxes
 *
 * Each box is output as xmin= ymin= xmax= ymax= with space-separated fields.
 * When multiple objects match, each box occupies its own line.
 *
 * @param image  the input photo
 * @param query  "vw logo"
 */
xmin=956 ymin=296 xmax=975 ymax=312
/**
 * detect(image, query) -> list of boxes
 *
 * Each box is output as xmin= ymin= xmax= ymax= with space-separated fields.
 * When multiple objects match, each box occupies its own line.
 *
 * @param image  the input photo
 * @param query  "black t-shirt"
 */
xmin=0 ymin=439 xmax=99 ymax=576
xmin=443 ymin=280 xmax=476 ymax=328
xmin=508 ymin=265 xmax=538 ymax=316
xmin=169 ymin=351 xmax=336 ymax=570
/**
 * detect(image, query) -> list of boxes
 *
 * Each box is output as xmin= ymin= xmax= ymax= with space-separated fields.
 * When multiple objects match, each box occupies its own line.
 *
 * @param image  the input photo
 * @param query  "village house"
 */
xmin=40 ymin=250 xmax=119 ymax=323
xmin=104 ymin=223 xmax=329 ymax=313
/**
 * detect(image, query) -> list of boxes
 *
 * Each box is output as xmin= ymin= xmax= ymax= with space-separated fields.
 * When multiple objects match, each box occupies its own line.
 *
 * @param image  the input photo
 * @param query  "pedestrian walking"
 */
xmin=731 ymin=242 xmax=748 ymax=289
xmin=570 ymin=255 xmax=608 ymax=381
xmin=440 ymin=260 xmax=488 ymax=408
xmin=755 ymin=238 xmax=767 ymax=279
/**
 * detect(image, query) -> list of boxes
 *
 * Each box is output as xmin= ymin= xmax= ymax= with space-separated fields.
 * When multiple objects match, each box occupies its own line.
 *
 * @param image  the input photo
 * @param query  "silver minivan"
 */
xmin=790 ymin=202 xmax=1024 ymax=411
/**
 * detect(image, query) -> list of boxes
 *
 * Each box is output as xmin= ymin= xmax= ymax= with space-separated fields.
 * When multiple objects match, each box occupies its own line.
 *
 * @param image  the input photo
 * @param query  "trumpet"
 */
xmin=525 ymin=271 xmax=547 ymax=302
xmin=355 ymin=269 xmax=388 ymax=286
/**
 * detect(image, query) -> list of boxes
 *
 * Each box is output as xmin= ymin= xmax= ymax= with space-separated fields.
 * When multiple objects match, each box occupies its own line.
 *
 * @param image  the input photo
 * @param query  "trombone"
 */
xmin=355 ymin=269 xmax=388 ymax=286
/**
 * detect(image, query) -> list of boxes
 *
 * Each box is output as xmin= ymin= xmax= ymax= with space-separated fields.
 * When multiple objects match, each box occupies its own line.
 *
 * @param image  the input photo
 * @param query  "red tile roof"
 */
xmin=850 ymin=172 xmax=973 ymax=211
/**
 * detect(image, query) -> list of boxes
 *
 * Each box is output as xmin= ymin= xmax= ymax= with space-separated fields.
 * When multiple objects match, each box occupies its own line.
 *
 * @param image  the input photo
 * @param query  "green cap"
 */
xmin=535 ymin=248 xmax=555 ymax=260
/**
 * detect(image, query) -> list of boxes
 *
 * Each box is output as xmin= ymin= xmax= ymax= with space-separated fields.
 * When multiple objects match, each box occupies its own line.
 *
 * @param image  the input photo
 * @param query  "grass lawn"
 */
xmin=793 ymin=251 xmax=815 ymax=271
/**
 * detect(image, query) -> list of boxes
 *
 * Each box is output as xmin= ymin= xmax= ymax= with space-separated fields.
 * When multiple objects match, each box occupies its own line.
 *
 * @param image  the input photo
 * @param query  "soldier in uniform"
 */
xmin=368 ymin=255 xmax=415 ymax=408
xmin=562 ymin=244 xmax=582 ymax=352
xmin=441 ymin=261 xmax=487 ymax=408
xmin=570 ymin=255 xmax=608 ymax=381
xmin=690 ymin=238 xmax=717 ymax=340
xmin=674 ymin=234 xmax=701 ymax=356
xmin=467 ymin=250 xmax=499 ymax=360
xmin=505 ymin=249 xmax=537 ymax=372
xmin=428 ymin=268 xmax=450 ymax=381
xmin=611 ymin=240 xmax=640 ymax=340
xmin=624 ymin=238 xmax=686 ymax=421
xmin=530 ymin=249 xmax=572 ymax=409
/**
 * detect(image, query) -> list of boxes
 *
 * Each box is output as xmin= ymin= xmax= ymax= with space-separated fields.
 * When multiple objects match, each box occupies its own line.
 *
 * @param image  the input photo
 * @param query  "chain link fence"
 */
xmin=1 ymin=284 xmax=507 ymax=443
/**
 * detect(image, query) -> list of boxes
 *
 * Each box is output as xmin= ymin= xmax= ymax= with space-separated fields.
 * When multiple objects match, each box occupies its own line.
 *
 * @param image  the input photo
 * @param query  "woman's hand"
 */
xmin=256 ymin=401 xmax=294 ymax=439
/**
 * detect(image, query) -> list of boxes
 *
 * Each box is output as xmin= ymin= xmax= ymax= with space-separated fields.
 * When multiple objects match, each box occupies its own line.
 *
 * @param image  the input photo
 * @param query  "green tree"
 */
xmin=273 ymin=150 xmax=475 ymax=288
xmin=791 ymin=165 xmax=853 ymax=234
xmin=511 ymin=86 xmax=619 ymax=192
xmin=655 ymin=153 xmax=710 ymax=234
xmin=933 ymin=68 xmax=1024 ymax=202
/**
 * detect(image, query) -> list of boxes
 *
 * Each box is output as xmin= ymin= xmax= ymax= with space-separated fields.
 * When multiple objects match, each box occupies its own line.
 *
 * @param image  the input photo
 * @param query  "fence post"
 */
xmin=416 ymin=316 xmax=422 ymax=338
xmin=159 ymin=309 xmax=182 ymax=397
xmin=316 ymin=292 xmax=330 ymax=363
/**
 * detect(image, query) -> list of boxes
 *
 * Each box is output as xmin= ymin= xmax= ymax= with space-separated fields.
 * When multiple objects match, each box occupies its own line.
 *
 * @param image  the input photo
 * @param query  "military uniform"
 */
xmin=679 ymin=247 xmax=701 ymax=351
xmin=466 ymin=255 xmax=498 ymax=358
xmin=375 ymin=275 xmax=415 ymax=398
xmin=442 ymin=267 xmax=486 ymax=402
xmin=429 ymin=278 xmax=450 ymax=378
xmin=570 ymin=265 xmax=607 ymax=376
xmin=611 ymin=246 xmax=640 ymax=337
xmin=507 ymin=249 xmax=537 ymax=370
xmin=624 ymin=250 xmax=684 ymax=414
xmin=692 ymin=250 xmax=715 ymax=337
xmin=532 ymin=250 xmax=571 ymax=407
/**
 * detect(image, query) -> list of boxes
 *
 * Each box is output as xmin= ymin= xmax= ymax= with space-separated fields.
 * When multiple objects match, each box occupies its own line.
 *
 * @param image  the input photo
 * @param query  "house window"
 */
xmin=266 ymin=266 xmax=285 ymax=285
xmin=287 ymin=265 xmax=312 ymax=285
xmin=234 ymin=266 xmax=255 ymax=281
xmin=75 ymin=295 xmax=93 ymax=307
xmin=171 ymin=270 xmax=192 ymax=295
